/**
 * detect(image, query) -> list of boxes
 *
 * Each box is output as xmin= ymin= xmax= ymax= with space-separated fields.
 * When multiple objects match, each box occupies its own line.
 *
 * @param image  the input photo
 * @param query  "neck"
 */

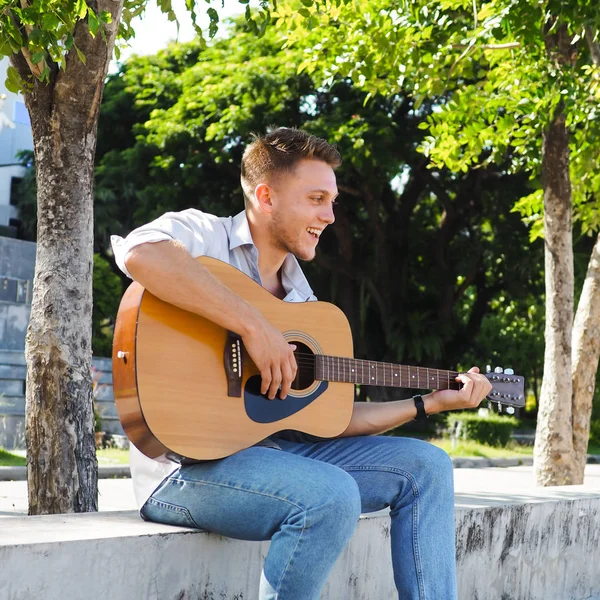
xmin=246 ymin=210 xmax=287 ymax=284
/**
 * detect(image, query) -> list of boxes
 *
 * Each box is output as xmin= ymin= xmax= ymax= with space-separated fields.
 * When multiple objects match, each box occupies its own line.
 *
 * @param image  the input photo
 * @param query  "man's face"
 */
xmin=267 ymin=159 xmax=338 ymax=261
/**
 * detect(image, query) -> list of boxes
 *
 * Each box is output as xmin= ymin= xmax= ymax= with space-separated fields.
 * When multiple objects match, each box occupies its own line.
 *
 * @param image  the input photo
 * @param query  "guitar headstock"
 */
xmin=484 ymin=366 xmax=525 ymax=413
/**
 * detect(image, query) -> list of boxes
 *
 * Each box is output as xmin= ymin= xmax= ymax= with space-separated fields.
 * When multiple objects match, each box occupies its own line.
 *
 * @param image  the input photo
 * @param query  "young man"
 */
xmin=111 ymin=128 xmax=491 ymax=599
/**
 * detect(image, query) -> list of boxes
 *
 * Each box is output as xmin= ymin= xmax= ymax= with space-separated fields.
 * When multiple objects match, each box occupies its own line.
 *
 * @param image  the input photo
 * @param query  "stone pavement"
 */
xmin=1 ymin=463 xmax=599 ymax=516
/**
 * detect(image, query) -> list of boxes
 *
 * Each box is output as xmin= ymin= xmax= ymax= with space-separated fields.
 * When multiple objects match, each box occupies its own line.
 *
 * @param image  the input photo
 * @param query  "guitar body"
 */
xmin=112 ymin=256 xmax=354 ymax=460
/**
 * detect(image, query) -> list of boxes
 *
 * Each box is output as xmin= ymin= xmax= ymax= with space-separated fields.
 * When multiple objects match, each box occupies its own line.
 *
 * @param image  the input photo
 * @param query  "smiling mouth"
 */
xmin=307 ymin=228 xmax=321 ymax=239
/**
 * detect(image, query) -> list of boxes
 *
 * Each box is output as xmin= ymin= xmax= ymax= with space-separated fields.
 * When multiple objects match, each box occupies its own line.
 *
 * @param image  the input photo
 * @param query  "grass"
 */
xmin=430 ymin=438 xmax=533 ymax=459
xmin=0 ymin=448 xmax=26 ymax=467
xmin=1 ymin=442 xmax=599 ymax=467
xmin=0 ymin=447 xmax=129 ymax=467
xmin=96 ymin=447 xmax=129 ymax=465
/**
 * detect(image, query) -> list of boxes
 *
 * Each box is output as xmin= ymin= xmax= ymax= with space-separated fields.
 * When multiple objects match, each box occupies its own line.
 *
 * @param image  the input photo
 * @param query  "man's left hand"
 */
xmin=424 ymin=367 xmax=493 ymax=414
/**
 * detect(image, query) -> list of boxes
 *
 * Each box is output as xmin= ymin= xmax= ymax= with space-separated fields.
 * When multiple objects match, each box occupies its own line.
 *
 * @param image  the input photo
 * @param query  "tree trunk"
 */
xmin=571 ymin=232 xmax=600 ymax=481
xmin=12 ymin=0 xmax=123 ymax=514
xmin=533 ymin=104 xmax=575 ymax=486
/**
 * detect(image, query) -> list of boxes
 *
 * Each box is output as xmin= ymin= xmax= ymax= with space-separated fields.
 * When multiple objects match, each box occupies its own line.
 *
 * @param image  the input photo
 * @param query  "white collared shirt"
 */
xmin=110 ymin=209 xmax=317 ymax=509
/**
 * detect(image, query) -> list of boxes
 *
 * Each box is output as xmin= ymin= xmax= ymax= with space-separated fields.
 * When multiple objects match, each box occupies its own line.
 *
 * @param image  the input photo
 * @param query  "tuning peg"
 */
xmin=504 ymin=368 xmax=514 ymax=375
xmin=486 ymin=365 xmax=492 ymax=373
xmin=497 ymin=402 xmax=502 ymax=413
xmin=494 ymin=366 xmax=503 ymax=373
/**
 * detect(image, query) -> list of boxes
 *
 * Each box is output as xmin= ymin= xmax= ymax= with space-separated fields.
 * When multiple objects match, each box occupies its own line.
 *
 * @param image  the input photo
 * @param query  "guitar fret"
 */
xmin=319 ymin=356 xmax=468 ymax=394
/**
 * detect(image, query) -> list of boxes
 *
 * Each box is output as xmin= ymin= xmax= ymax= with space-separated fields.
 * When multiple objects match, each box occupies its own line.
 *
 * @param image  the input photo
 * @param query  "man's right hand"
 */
xmin=242 ymin=314 xmax=297 ymax=400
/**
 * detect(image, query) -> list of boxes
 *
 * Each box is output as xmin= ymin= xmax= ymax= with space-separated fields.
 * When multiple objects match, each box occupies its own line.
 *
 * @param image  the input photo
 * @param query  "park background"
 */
xmin=1 ymin=0 xmax=600 ymax=508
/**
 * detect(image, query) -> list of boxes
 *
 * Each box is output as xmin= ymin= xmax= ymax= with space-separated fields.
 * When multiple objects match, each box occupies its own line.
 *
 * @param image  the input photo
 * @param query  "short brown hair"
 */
xmin=241 ymin=127 xmax=341 ymax=204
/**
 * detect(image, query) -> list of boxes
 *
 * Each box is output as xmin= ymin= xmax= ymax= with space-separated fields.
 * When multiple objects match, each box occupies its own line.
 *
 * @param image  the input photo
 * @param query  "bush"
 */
xmin=590 ymin=420 xmax=600 ymax=447
xmin=93 ymin=253 xmax=122 ymax=357
xmin=446 ymin=412 xmax=518 ymax=447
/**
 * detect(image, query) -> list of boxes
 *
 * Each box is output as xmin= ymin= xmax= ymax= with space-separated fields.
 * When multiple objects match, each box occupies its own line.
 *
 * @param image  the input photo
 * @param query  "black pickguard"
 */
xmin=244 ymin=376 xmax=329 ymax=423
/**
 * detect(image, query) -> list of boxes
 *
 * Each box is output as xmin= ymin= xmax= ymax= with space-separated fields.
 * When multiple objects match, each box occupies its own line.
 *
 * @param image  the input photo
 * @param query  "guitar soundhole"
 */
xmin=292 ymin=342 xmax=316 ymax=391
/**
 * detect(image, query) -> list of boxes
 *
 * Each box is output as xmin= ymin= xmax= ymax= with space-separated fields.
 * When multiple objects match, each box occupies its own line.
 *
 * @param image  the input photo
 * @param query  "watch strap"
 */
xmin=413 ymin=394 xmax=428 ymax=421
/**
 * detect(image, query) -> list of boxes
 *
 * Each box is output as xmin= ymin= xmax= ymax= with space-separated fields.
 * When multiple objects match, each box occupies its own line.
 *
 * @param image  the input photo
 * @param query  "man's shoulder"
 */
xmin=176 ymin=208 xmax=232 ymax=226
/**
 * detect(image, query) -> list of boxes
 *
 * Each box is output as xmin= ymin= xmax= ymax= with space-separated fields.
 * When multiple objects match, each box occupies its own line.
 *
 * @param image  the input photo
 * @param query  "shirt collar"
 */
xmin=229 ymin=210 xmax=254 ymax=250
xmin=281 ymin=254 xmax=315 ymax=301
xmin=229 ymin=211 xmax=315 ymax=302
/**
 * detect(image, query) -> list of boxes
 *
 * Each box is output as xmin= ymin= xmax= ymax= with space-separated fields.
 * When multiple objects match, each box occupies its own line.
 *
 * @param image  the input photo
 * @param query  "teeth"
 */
xmin=307 ymin=228 xmax=321 ymax=237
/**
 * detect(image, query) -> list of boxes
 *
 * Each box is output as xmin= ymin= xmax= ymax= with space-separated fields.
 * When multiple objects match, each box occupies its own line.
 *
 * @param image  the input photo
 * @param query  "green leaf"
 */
xmin=74 ymin=44 xmax=87 ymax=64
xmin=42 ymin=13 xmax=60 ymax=30
xmin=5 ymin=66 xmax=23 ymax=93
xmin=88 ymin=8 xmax=100 ymax=37
xmin=31 ymin=51 xmax=46 ymax=64
xmin=75 ymin=0 xmax=88 ymax=20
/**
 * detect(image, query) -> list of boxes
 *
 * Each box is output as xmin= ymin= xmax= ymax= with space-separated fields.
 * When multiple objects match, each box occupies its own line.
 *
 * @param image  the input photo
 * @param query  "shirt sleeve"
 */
xmin=110 ymin=209 xmax=218 ymax=278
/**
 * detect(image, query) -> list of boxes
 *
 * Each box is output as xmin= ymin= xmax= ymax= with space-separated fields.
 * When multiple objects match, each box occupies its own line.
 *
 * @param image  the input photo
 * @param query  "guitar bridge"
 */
xmin=224 ymin=332 xmax=243 ymax=397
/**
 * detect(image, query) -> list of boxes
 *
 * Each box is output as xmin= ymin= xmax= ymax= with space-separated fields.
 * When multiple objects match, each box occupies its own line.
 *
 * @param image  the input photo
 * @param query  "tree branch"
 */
xmin=585 ymin=25 xmax=600 ymax=66
xmin=20 ymin=46 xmax=44 ymax=79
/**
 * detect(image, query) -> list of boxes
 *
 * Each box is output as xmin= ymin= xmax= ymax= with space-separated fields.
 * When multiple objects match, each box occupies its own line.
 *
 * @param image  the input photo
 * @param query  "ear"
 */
xmin=254 ymin=183 xmax=274 ymax=215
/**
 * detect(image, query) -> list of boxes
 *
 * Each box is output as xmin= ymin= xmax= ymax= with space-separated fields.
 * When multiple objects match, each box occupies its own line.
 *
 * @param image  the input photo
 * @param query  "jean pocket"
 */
xmin=141 ymin=497 xmax=200 ymax=529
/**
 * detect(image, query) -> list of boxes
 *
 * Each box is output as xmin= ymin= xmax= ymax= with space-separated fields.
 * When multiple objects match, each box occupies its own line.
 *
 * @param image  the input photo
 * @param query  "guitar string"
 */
xmin=256 ymin=352 xmax=465 ymax=388
xmin=289 ymin=352 xmax=461 ymax=377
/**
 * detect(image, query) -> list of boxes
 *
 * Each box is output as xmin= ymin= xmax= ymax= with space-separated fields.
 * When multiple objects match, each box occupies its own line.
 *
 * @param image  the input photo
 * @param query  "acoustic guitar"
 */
xmin=112 ymin=256 xmax=525 ymax=461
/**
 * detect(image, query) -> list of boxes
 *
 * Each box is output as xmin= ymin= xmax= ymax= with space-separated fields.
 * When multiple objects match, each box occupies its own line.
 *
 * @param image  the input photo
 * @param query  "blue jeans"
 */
xmin=140 ymin=435 xmax=457 ymax=599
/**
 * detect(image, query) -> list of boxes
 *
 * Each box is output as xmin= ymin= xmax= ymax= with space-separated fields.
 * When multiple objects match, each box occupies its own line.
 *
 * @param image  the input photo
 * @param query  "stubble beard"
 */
xmin=269 ymin=212 xmax=316 ymax=263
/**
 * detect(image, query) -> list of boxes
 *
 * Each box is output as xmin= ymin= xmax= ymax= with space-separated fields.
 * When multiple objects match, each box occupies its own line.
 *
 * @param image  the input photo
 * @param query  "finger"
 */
xmin=268 ymin=366 xmax=282 ymax=400
xmin=280 ymin=362 xmax=293 ymax=400
xmin=467 ymin=366 xmax=480 ymax=374
xmin=289 ymin=346 xmax=298 ymax=379
xmin=260 ymin=368 xmax=272 ymax=396
xmin=456 ymin=373 xmax=474 ymax=397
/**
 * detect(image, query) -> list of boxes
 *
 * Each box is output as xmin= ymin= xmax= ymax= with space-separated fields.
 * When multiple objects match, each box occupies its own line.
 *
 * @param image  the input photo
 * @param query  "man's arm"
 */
xmin=340 ymin=367 xmax=492 ymax=437
xmin=124 ymin=240 xmax=297 ymax=400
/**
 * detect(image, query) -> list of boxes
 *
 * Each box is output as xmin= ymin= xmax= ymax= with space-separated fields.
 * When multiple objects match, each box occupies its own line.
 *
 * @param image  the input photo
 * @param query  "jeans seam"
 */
xmin=275 ymin=509 xmax=307 ymax=596
xmin=342 ymin=465 xmax=426 ymax=599
xmin=167 ymin=476 xmax=309 ymax=597
xmin=166 ymin=476 xmax=308 ymax=512
xmin=145 ymin=495 xmax=201 ymax=529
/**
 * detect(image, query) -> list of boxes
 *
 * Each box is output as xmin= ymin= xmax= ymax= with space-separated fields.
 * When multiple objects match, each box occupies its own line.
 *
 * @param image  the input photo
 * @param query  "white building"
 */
xmin=0 ymin=57 xmax=33 ymax=237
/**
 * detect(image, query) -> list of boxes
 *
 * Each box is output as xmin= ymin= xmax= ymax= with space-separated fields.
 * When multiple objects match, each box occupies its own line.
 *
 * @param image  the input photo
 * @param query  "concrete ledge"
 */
xmin=1 ymin=488 xmax=600 ymax=599
xmin=0 ymin=465 xmax=131 ymax=481
xmin=7 ymin=455 xmax=600 ymax=480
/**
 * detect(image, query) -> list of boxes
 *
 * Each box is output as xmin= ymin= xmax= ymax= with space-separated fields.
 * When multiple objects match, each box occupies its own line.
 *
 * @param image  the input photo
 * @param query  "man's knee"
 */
xmin=416 ymin=441 xmax=454 ymax=486
xmin=312 ymin=468 xmax=362 ymax=530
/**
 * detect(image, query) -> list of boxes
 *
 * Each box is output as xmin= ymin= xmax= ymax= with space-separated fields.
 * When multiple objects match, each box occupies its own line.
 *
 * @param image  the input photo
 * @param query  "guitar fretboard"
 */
xmin=315 ymin=355 xmax=461 ymax=390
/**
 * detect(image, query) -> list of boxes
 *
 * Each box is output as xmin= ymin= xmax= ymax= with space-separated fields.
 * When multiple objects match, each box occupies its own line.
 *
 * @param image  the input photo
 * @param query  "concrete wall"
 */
xmin=1 ymin=488 xmax=599 ymax=600
xmin=0 ymin=351 xmax=122 ymax=449
xmin=0 ymin=237 xmax=35 ymax=351
xmin=0 ymin=237 xmax=123 ymax=448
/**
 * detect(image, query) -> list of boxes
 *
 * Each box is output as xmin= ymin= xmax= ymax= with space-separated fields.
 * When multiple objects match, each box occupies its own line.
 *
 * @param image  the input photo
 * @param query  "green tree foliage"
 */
xmin=93 ymin=19 xmax=544 ymax=399
xmin=280 ymin=0 xmax=600 ymax=483
xmin=92 ymin=253 xmax=121 ymax=356
xmin=278 ymin=0 xmax=600 ymax=229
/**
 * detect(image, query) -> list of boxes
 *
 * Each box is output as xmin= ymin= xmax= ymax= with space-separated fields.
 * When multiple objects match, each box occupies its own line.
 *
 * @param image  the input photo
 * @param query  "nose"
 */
xmin=321 ymin=201 xmax=335 ymax=225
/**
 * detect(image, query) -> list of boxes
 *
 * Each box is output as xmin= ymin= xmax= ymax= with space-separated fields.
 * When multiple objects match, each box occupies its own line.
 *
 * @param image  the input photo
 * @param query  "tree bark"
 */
xmin=533 ymin=104 xmax=576 ymax=486
xmin=571 ymin=232 xmax=600 ymax=481
xmin=11 ymin=0 xmax=123 ymax=514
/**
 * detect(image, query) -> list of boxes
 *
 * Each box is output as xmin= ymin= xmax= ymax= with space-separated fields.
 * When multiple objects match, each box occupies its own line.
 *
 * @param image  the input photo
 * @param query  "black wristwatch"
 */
xmin=413 ymin=394 xmax=428 ymax=421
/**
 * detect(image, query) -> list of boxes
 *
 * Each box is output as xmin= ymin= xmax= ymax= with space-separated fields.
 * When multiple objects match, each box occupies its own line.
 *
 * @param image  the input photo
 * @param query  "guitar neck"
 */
xmin=315 ymin=355 xmax=460 ymax=391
